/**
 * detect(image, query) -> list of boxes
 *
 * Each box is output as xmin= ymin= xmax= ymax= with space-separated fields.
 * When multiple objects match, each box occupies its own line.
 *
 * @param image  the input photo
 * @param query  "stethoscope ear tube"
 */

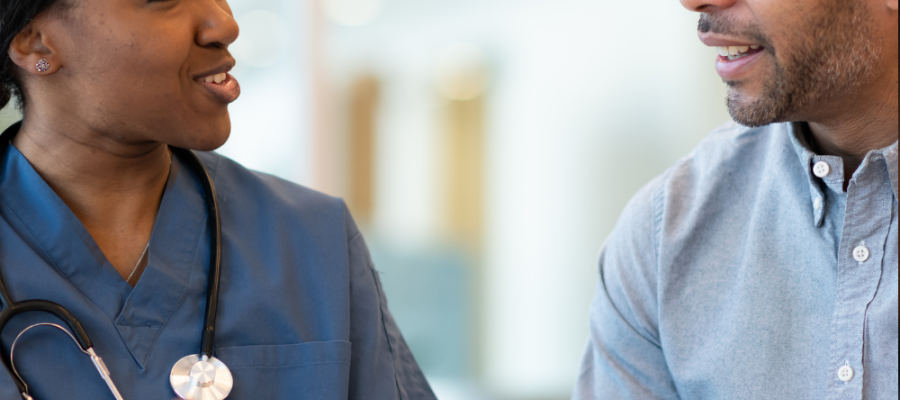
xmin=7 ymin=323 xmax=124 ymax=400
xmin=0 ymin=300 xmax=95 ymax=395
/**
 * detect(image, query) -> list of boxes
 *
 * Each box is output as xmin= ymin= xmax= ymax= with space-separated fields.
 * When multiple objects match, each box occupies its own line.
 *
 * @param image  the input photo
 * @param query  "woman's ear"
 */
xmin=7 ymin=21 xmax=61 ymax=76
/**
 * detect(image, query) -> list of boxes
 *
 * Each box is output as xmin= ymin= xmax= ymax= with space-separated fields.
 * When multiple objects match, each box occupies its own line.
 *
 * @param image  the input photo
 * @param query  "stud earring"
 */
xmin=35 ymin=59 xmax=50 ymax=73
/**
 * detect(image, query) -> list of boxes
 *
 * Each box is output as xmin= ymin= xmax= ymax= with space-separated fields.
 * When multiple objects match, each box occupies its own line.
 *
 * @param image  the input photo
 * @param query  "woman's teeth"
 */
xmin=203 ymin=73 xmax=227 ymax=84
xmin=716 ymin=44 xmax=761 ymax=60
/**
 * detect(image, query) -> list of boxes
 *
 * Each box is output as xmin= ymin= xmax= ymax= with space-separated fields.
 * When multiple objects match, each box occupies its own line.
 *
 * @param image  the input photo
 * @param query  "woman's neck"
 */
xmin=12 ymin=117 xmax=171 ymax=282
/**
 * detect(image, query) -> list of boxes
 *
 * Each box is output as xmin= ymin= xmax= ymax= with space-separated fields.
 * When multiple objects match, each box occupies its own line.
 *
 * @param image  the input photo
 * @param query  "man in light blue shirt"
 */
xmin=572 ymin=0 xmax=898 ymax=399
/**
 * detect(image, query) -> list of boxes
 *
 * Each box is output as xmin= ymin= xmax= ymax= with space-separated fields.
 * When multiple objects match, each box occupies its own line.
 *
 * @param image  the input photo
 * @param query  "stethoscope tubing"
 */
xmin=0 ymin=123 xmax=224 ymax=397
xmin=173 ymin=146 xmax=223 ymax=359
xmin=0 ymin=299 xmax=94 ymax=394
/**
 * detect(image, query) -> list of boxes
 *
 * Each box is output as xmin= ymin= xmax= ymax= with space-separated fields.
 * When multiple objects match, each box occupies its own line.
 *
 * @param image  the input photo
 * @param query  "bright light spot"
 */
xmin=231 ymin=10 xmax=286 ymax=68
xmin=435 ymin=44 xmax=488 ymax=101
xmin=324 ymin=0 xmax=383 ymax=27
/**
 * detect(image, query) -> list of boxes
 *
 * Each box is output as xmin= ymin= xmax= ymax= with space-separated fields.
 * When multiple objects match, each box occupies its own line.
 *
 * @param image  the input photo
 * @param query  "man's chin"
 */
xmin=726 ymin=88 xmax=784 ymax=128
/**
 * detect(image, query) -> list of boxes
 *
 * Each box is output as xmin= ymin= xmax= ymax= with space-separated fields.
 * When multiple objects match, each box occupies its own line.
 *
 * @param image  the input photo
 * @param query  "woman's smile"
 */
xmin=195 ymin=68 xmax=241 ymax=104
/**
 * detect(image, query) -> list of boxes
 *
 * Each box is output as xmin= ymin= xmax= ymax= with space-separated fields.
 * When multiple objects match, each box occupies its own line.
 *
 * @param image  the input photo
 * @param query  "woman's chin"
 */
xmin=192 ymin=132 xmax=231 ymax=152
xmin=175 ymin=119 xmax=231 ymax=151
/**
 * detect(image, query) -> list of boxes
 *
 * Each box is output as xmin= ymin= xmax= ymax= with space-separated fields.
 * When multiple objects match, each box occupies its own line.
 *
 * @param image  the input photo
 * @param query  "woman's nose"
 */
xmin=196 ymin=0 xmax=240 ymax=49
xmin=680 ymin=0 xmax=738 ymax=12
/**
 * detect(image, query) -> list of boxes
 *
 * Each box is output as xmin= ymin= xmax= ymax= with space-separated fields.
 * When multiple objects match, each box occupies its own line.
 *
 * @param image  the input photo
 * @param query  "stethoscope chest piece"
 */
xmin=170 ymin=354 xmax=233 ymax=400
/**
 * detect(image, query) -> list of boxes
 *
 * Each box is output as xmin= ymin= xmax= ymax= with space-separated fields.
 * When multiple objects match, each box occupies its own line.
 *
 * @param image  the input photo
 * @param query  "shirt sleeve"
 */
xmin=572 ymin=179 xmax=680 ymax=400
xmin=345 ymin=216 xmax=437 ymax=400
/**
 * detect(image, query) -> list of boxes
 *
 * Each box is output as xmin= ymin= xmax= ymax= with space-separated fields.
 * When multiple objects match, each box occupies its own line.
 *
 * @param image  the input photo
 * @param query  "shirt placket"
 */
xmin=825 ymin=153 xmax=892 ymax=400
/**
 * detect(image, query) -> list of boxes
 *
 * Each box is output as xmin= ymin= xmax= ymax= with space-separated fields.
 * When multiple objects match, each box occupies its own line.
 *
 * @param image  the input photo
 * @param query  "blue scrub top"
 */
xmin=0 ymin=127 xmax=436 ymax=399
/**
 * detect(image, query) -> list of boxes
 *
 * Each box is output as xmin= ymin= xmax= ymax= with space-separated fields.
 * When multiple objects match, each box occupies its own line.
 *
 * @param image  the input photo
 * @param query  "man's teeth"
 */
xmin=716 ymin=44 xmax=761 ymax=60
xmin=203 ymin=73 xmax=227 ymax=84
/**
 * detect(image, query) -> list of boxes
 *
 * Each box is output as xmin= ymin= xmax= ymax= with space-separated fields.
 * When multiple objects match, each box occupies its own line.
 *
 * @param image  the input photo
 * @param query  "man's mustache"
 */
xmin=698 ymin=13 xmax=738 ymax=34
xmin=697 ymin=14 xmax=770 ymax=47
xmin=698 ymin=14 xmax=718 ymax=33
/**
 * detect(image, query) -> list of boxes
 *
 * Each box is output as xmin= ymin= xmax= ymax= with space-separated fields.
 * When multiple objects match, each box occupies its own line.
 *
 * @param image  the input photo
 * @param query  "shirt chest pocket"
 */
xmin=213 ymin=340 xmax=352 ymax=399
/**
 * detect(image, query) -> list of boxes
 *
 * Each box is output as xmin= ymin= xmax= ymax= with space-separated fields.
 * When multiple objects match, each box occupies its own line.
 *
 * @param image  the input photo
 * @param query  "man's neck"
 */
xmin=807 ymin=73 xmax=898 ymax=187
xmin=11 ymin=113 xmax=171 ymax=278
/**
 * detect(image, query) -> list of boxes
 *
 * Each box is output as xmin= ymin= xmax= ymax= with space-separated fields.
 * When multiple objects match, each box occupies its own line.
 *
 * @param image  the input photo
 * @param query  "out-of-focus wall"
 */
xmin=0 ymin=105 xmax=19 ymax=132
xmin=215 ymin=0 xmax=317 ymax=183
xmin=322 ymin=1 xmax=730 ymax=399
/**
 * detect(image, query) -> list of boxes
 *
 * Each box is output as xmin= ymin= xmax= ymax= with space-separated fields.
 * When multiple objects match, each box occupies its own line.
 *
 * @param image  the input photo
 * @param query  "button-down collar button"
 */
xmin=813 ymin=161 xmax=831 ymax=178
xmin=853 ymin=245 xmax=870 ymax=262
xmin=838 ymin=365 xmax=854 ymax=382
xmin=813 ymin=197 xmax=822 ymax=210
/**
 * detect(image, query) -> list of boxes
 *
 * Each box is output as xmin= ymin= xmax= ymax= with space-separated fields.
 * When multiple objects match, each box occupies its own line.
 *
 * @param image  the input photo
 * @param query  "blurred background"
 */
xmin=0 ymin=0 xmax=730 ymax=399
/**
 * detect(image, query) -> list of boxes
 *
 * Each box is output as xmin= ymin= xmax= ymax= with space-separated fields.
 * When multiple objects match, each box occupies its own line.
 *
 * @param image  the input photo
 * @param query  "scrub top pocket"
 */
xmin=214 ymin=340 xmax=352 ymax=399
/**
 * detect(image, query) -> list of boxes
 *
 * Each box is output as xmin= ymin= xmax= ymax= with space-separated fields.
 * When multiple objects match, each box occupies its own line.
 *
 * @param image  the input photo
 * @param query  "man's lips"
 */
xmin=715 ymin=50 xmax=764 ymax=81
xmin=699 ymin=32 xmax=767 ymax=81
xmin=698 ymin=32 xmax=761 ymax=47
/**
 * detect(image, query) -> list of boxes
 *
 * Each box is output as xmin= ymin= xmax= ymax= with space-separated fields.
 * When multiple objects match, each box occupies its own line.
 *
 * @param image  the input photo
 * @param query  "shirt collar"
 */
xmin=788 ymin=122 xmax=899 ymax=227
xmin=788 ymin=122 xmax=829 ymax=227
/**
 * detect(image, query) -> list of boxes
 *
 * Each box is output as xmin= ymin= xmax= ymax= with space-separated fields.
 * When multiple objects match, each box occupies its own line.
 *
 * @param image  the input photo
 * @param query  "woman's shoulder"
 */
xmin=195 ymin=151 xmax=358 ymax=240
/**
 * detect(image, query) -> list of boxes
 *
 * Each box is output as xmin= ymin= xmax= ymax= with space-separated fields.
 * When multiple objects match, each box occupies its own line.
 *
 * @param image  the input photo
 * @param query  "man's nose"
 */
xmin=680 ymin=0 xmax=737 ymax=12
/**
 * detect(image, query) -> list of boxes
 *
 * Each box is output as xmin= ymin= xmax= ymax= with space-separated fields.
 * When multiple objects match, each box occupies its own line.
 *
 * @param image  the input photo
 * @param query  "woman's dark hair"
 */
xmin=0 ymin=0 xmax=63 ymax=110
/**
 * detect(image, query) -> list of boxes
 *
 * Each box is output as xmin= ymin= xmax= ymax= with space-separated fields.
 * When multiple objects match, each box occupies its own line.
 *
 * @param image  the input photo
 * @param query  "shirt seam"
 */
xmin=349 ymin=232 xmax=406 ymax=400
xmin=348 ymin=231 xmax=362 ymax=245
xmin=652 ymin=174 xmax=666 ymax=342
xmin=227 ymin=360 xmax=352 ymax=370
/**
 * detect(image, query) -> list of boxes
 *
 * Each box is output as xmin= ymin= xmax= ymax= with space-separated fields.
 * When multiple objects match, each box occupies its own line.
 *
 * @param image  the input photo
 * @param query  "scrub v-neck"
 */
xmin=0 ymin=143 xmax=210 ymax=368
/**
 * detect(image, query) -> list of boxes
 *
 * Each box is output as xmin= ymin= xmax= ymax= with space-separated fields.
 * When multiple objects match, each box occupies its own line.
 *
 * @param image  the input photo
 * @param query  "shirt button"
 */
xmin=813 ymin=197 xmax=822 ymax=210
xmin=853 ymin=245 xmax=870 ymax=262
xmin=838 ymin=365 xmax=854 ymax=382
xmin=813 ymin=161 xmax=831 ymax=178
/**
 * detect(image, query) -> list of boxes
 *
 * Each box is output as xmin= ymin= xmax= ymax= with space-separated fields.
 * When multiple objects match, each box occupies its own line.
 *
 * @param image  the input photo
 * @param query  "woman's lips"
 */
xmin=199 ymin=73 xmax=241 ymax=104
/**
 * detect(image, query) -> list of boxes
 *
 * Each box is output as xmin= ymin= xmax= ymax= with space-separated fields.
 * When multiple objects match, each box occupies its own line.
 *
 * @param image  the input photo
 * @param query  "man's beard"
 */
xmin=700 ymin=1 xmax=880 ymax=127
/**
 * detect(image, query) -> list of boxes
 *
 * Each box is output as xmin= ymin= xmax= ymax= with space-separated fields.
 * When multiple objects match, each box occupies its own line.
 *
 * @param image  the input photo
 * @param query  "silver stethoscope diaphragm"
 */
xmin=170 ymin=354 xmax=233 ymax=400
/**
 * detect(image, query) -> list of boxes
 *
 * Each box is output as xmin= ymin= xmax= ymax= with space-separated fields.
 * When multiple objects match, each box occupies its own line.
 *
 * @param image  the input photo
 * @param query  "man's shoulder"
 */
xmin=614 ymin=121 xmax=793 ymax=246
xmin=668 ymin=120 xmax=784 ymax=180
xmin=650 ymin=121 xmax=790 ymax=202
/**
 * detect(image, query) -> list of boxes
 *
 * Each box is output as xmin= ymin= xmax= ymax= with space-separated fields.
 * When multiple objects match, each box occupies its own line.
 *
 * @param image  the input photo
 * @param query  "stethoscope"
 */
xmin=0 ymin=123 xmax=233 ymax=400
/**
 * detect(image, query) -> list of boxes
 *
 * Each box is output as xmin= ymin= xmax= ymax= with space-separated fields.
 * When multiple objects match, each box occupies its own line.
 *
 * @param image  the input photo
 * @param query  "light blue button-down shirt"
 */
xmin=573 ymin=121 xmax=898 ymax=400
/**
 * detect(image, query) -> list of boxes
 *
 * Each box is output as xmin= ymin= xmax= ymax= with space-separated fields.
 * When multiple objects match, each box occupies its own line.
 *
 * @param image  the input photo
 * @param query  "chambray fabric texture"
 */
xmin=572 ymin=121 xmax=898 ymax=400
xmin=0 ymin=123 xmax=436 ymax=400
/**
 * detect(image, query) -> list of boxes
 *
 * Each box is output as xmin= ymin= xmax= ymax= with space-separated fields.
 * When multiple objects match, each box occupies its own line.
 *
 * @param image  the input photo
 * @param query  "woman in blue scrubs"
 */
xmin=0 ymin=0 xmax=435 ymax=399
